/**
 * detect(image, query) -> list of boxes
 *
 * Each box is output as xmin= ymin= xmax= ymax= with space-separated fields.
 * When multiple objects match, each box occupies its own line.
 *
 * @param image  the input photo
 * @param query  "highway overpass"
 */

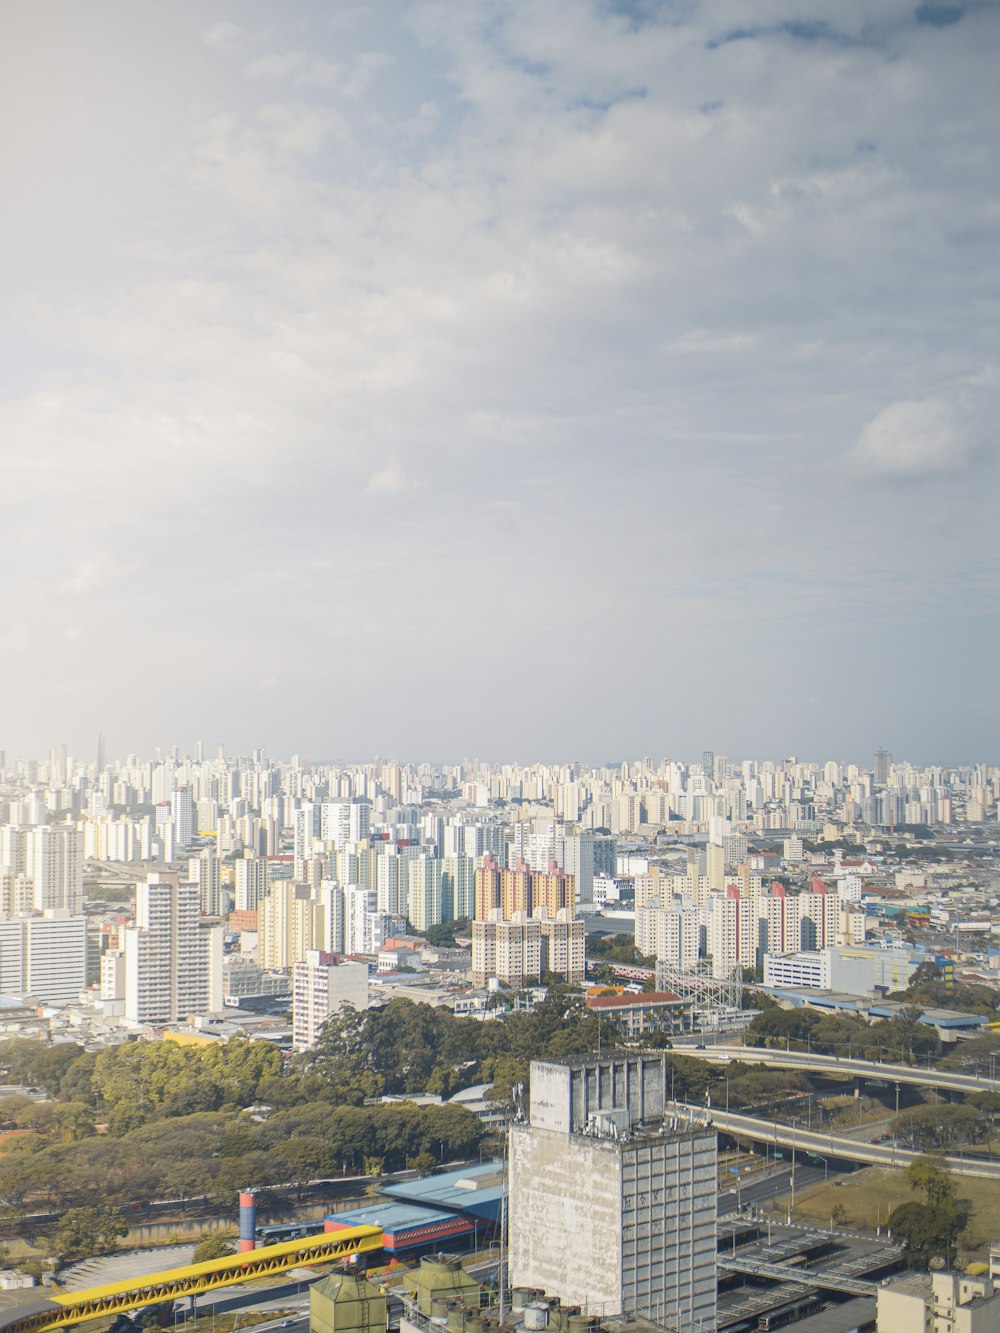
xmin=670 ymin=1043 xmax=999 ymax=1096
xmin=671 ymin=1101 xmax=1000 ymax=1179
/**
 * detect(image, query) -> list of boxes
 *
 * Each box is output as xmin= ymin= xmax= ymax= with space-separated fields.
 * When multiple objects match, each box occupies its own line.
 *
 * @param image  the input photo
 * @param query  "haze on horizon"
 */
xmin=1 ymin=0 xmax=997 ymax=767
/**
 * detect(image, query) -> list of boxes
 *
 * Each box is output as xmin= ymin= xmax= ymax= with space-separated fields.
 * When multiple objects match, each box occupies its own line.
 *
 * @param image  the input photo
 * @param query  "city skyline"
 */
xmin=2 ymin=1 xmax=997 ymax=762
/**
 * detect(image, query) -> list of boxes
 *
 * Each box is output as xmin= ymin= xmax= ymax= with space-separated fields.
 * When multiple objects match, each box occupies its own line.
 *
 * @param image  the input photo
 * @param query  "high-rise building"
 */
xmin=408 ymin=854 xmax=443 ymax=931
xmin=234 ymin=853 xmax=268 ymax=912
xmin=122 ymin=872 xmax=223 ymax=1025
xmin=257 ymin=882 xmax=321 ymax=971
xmin=635 ymin=898 xmax=701 ymax=968
xmin=509 ymin=1054 xmax=716 ymax=1328
xmin=875 ymin=748 xmax=892 ymax=786
xmin=0 ymin=912 xmax=88 ymax=1003
xmin=292 ymin=949 xmax=369 ymax=1051
xmin=27 ymin=826 xmax=83 ymax=914
xmin=171 ymin=787 xmax=195 ymax=849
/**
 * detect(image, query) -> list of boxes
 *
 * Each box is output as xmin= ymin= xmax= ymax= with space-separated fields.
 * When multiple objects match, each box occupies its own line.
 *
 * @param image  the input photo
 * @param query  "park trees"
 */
xmin=889 ymin=1158 xmax=963 ymax=1267
xmin=56 ymin=1206 xmax=128 ymax=1261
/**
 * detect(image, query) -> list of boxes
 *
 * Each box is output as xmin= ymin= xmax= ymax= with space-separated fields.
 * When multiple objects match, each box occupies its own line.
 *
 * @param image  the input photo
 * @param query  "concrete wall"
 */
xmin=528 ymin=1054 xmax=671 ymax=1134
xmin=509 ymin=1123 xmax=623 ymax=1313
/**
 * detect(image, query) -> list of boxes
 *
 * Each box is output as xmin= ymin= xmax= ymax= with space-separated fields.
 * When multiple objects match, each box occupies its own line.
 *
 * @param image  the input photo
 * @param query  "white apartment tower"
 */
xmin=292 ymin=949 xmax=369 ymax=1051
xmin=123 ymin=873 xmax=223 ymax=1025
xmin=28 ymin=826 xmax=83 ymax=914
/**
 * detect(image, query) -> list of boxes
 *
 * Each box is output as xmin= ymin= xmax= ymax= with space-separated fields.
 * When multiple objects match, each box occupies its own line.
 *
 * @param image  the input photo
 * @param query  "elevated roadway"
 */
xmin=672 ymin=1102 xmax=1000 ymax=1179
xmin=671 ymin=1043 xmax=999 ymax=1096
xmin=0 ymin=1227 xmax=383 ymax=1333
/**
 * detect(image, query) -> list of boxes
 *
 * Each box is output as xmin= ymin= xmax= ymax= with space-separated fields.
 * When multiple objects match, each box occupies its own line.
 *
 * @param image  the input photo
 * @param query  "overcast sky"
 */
xmin=1 ymin=0 xmax=997 ymax=768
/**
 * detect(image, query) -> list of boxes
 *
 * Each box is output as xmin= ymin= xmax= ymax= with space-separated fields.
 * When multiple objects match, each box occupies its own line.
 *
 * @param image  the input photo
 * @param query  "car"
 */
xmin=869 ymin=1137 xmax=881 ymax=1143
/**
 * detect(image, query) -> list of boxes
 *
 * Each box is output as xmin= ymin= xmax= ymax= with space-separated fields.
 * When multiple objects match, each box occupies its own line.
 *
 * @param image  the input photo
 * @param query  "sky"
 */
xmin=1 ymin=0 xmax=997 ymax=768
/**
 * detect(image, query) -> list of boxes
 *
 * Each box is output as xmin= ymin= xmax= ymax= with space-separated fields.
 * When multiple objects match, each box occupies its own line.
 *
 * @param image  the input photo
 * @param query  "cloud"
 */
xmin=849 ymin=399 xmax=975 ymax=477
xmin=203 ymin=22 xmax=243 ymax=51
xmin=258 ymin=102 xmax=348 ymax=154
xmin=61 ymin=554 xmax=134 ymax=595
xmin=366 ymin=464 xmax=412 ymax=495
xmin=246 ymin=53 xmax=343 ymax=89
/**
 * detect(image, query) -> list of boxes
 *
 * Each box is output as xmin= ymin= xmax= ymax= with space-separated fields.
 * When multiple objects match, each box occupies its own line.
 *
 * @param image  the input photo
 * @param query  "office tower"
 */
xmin=874 ymin=748 xmax=892 ymax=786
xmin=257 ymin=882 xmax=321 ymax=970
xmin=702 ymin=749 xmax=715 ymax=783
xmin=0 ymin=913 xmax=88 ymax=1003
xmin=292 ymin=949 xmax=369 ymax=1051
xmin=123 ymin=873 xmax=223 ymax=1025
xmin=28 ymin=826 xmax=83 ymax=914
xmin=407 ymin=854 xmax=443 ymax=931
xmin=96 ymin=733 xmax=106 ymax=774
xmin=25 ymin=914 xmax=89 ymax=1003
xmin=171 ymin=787 xmax=195 ymax=848
xmin=509 ymin=1054 xmax=716 ymax=1329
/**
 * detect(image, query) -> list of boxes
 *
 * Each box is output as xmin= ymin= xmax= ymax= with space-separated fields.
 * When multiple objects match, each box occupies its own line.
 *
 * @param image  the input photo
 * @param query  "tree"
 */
xmin=57 ymin=1205 xmax=128 ymax=1261
xmin=892 ymin=1104 xmax=985 ymax=1152
xmin=408 ymin=1152 xmax=438 ymax=1176
xmin=193 ymin=1234 xmax=235 ymax=1263
xmin=888 ymin=1200 xmax=958 ymax=1267
xmin=907 ymin=1157 xmax=957 ymax=1210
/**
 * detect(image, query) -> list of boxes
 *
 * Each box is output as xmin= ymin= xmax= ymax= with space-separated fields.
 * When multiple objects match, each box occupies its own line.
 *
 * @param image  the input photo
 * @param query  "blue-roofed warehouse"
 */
xmin=382 ymin=1161 xmax=504 ymax=1225
xmin=325 ymin=1202 xmax=475 ymax=1253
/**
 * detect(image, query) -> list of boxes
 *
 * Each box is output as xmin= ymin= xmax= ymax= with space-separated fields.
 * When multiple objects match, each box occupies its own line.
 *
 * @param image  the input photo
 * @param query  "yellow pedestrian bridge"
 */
xmin=0 ymin=1227 xmax=383 ymax=1333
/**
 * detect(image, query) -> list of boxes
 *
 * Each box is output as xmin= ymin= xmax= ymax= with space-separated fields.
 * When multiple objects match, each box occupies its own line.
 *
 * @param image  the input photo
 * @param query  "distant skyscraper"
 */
xmin=171 ymin=787 xmax=195 ymax=849
xmin=874 ymin=748 xmax=892 ymax=786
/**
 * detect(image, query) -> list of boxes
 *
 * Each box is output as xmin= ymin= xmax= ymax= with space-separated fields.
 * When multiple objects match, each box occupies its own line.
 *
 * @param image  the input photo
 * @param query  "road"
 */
xmin=670 ymin=1043 xmax=998 ymax=1096
xmin=717 ymin=1164 xmax=827 ymax=1217
xmin=675 ymin=1102 xmax=1000 ymax=1179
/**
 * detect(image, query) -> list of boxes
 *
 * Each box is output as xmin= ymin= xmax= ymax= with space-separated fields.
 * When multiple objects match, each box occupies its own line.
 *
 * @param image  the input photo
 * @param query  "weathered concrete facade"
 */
xmin=509 ymin=1055 xmax=716 ymax=1329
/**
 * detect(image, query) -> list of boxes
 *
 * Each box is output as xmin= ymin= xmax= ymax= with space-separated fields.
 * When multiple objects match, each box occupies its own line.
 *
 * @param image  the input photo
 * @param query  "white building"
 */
xmin=122 ymin=873 xmax=223 ymax=1025
xmin=635 ymin=898 xmax=701 ymax=968
xmin=0 ymin=912 xmax=88 ymax=1003
xmin=763 ymin=943 xmax=923 ymax=995
xmin=292 ymin=949 xmax=369 ymax=1051
xmin=27 ymin=826 xmax=83 ymax=914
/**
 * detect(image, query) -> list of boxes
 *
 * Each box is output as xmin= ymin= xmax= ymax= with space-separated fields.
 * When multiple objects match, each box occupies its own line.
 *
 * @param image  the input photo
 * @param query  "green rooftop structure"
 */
xmin=310 ymin=1267 xmax=387 ymax=1333
xmin=408 ymin=1255 xmax=481 ymax=1318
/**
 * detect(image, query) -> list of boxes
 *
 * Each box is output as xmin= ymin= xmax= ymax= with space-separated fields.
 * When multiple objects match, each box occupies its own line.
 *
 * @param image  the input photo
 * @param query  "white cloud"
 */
xmin=62 ymin=554 xmax=134 ymax=595
xmin=849 ymin=399 xmax=974 ymax=478
xmin=246 ymin=53 xmax=343 ymax=89
xmin=203 ymin=22 xmax=243 ymax=51
xmin=259 ymin=102 xmax=348 ymax=154
xmin=366 ymin=464 xmax=411 ymax=495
